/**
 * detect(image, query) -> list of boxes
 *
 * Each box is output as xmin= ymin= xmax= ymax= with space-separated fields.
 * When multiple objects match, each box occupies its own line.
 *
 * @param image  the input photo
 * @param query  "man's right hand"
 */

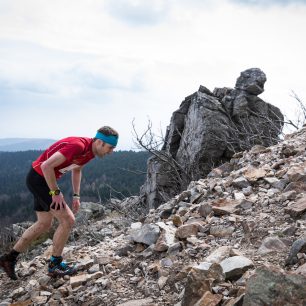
xmin=51 ymin=194 xmax=67 ymax=210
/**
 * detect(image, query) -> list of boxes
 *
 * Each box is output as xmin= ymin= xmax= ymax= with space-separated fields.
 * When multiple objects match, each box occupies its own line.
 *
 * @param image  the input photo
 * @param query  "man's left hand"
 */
xmin=72 ymin=198 xmax=80 ymax=214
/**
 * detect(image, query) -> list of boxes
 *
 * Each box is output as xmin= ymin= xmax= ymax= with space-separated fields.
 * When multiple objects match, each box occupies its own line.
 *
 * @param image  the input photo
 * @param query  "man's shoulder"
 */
xmin=56 ymin=137 xmax=92 ymax=146
xmin=47 ymin=137 xmax=91 ymax=154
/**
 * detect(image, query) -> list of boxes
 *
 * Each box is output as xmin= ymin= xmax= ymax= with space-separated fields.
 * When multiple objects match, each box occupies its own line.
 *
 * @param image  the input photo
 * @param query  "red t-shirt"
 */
xmin=32 ymin=137 xmax=95 ymax=179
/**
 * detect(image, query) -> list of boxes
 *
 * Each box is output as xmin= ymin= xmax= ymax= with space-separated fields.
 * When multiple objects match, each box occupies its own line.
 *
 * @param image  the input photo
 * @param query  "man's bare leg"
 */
xmin=0 ymin=211 xmax=53 ymax=280
xmin=50 ymin=204 xmax=75 ymax=256
xmin=13 ymin=211 xmax=53 ymax=252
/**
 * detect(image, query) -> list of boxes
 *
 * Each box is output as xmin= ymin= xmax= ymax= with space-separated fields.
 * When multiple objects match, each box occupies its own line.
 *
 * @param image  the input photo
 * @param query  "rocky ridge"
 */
xmin=1 ymin=127 xmax=306 ymax=305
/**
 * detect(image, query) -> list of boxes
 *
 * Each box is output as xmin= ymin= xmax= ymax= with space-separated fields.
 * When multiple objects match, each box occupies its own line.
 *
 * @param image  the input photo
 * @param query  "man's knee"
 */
xmin=68 ymin=215 xmax=75 ymax=228
xmin=60 ymin=215 xmax=75 ymax=229
xmin=37 ymin=221 xmax=52 ymax=232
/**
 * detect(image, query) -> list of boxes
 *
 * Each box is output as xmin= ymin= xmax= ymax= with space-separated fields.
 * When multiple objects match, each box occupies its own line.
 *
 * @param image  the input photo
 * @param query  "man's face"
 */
xmin=94 ymin=140 xmax=115 ymax=158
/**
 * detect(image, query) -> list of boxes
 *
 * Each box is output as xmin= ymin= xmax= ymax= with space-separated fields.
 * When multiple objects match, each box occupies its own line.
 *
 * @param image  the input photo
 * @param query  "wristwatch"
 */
xmin=73 ymin=193 xmax=80 ymax=199
xmin=49 ymin=189 xmax=61 ymax=196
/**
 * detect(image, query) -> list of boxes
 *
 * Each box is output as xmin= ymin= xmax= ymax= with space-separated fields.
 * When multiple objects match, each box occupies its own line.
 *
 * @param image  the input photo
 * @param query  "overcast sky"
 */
xmin=0 ymin=0 xmax=305 ymax=150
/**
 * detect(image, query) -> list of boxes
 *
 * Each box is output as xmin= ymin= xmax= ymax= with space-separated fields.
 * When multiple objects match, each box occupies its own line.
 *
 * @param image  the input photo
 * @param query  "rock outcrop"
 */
xmin=141 ymin=68 xmax=284 ymax=209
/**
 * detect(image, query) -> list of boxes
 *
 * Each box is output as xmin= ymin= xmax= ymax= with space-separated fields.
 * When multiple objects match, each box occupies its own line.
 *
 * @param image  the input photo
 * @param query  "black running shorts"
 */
xmin=26 ymin=167 xmax=52 ymax=212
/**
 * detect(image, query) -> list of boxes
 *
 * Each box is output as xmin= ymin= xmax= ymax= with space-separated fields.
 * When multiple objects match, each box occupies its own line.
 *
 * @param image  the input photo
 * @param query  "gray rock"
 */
xmin=131 ymin=224 xmax=160 ymax=245
xmin=76 ymin=202 xmax=104 ymax=224
xmin=130 ymin=222 xmax=142 ymax=229
xmin=235 ymin=68 xmax=266 ymax=95
xmin=177 ymin=201 xmax=192 ymax=208
xmin=77 ymin=259 xmax=94 ymax=271
xmin=159 ymin=202 xmax=175 ymax=219
xmin=220 ymin=256 xmax=254 ymax=280
xmin=210 ymin=226 xmax=235 ymax=237
xmin=285 ymin=195 xmax=306 ymax=217
xmin=263 ymin=177 xmax=279 ymax=185
xmin=154 ymin=223 xmax=177 ymax=252
xmin=295 ymin=263 xmax=306 ymax=276
xmin=232 ymin=177 xmax=250 ymax=189
xmin=190 ymin=191 xmax=203 ymax=204
xmin=283 ymin=181 xmax=306 ymax=193
xmin=282 ymin=226 xmax=297 ymax=236
xmin=234 ymin=192 xmax=246 ymax=201
xmin=160 ymin=258 xmax=173 ymax=268
xmin=244 ymin=267 xmax=306 ymax=305
xmin=11 ymin=287 xmax=26 ymax=299
xmin=285 ymin=237 xmax=306 ymax=266
xmin=198 ymin=203 xmax=213 ymax=217
xmin=258 ymin=236 xmax=288 ymax=255
xmin=242 ymin=186 xmax=253 ymax=196
xmin=206 ymin=246 xmax=232 ymax=263
xmin=238 ymin=200 xmax=254 ymax=210
xmin=158 ymin=275 xmax=168 ymax=289
xmin=38 ymin=275 xmax=51 ymax=286
xmin=273 ymin=178 xmax=289 ymax=190
xmin=140 ymin=244 xmax=155 ymax=258
xmin=167 ymin=242 xmax=182 ymax=256
xmin=95 ymin=277 xmax=110 ymax=288
xmin=194 ymin=262 xmax=213 ymax=271
xmin=88 ymin=264 xmax=100 ymax=274
xmin=70 ymin=274 xmax=88 ymax=289
xmin=282 ymin=190 xmax=297 ymax=201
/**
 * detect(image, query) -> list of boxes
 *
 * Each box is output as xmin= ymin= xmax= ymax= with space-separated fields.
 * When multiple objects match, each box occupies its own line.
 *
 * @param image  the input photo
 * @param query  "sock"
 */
xmin=7 ymin=249 xmax=20 ymax=261
xmin=49 ymin=255 xmax=63 ymax=267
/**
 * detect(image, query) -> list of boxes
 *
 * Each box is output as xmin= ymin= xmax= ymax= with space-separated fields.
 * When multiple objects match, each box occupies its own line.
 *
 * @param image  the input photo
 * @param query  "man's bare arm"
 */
xmin=72 ymin=166 xmax=83 ymax=196
xmin=41 ymin=152 xmax=67 ymax=210
xmin=41 ymin=152 xmax=66 ymax=191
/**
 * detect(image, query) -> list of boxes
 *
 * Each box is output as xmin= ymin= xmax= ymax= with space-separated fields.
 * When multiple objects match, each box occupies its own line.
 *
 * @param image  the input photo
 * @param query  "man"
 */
xmin=0 ymin=126 xmax=118 ymax=280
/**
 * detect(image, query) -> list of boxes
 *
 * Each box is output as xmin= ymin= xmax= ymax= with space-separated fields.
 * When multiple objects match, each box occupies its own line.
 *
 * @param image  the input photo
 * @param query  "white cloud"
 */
xmin=0 ymin=0 xmax=305 ymax=150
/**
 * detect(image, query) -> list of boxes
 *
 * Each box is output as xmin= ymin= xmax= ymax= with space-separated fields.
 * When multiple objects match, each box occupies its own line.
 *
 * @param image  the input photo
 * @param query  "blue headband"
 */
xmin=95 ymin=132 xmax=118 ymax=147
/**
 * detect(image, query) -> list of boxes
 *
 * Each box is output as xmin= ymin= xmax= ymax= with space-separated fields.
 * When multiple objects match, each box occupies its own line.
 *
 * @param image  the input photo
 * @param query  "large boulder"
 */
xmin=243 ymin=266 xmax=306 ymax=305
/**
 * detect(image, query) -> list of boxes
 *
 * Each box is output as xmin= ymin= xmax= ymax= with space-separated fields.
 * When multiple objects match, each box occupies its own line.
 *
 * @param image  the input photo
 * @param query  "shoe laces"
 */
xmin=59 ymin=261 xmax=68 ymax=269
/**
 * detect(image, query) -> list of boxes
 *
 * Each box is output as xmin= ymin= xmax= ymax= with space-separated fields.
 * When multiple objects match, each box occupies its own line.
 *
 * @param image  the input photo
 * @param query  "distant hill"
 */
xmin=0 ymin=138 xmax=56 ymax=151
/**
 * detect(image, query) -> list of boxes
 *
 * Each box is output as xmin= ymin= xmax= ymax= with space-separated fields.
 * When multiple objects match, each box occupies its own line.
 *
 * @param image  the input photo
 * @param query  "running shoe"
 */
xmin=48 ymin=261 xmax=77 ymax=277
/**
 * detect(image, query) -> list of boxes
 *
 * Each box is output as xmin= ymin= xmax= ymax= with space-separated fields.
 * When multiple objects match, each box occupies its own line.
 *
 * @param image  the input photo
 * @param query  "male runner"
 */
xmin=0 ymin=126 xmax=118 ymax=279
